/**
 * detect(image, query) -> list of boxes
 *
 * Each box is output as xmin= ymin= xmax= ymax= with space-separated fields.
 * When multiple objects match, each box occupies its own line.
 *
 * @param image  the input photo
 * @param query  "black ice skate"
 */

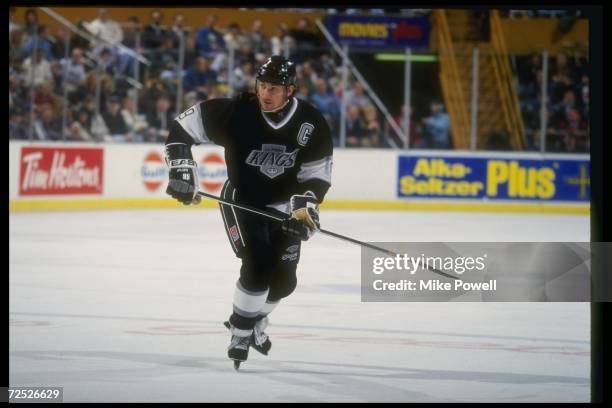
xmin=227 ymin=330 xmax=251 ymax=371
xmin=224 ymin=319 xmax=271 ymax=356
xmin=252 ymin=316 xmax=272 ymax=355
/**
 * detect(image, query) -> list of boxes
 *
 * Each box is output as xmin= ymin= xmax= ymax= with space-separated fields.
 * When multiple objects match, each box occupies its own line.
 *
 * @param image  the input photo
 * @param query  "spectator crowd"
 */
xmin=9 ymin=7 xmax=588 ymax=152
xmin=517 ymin=50 xmax=589 ymax=152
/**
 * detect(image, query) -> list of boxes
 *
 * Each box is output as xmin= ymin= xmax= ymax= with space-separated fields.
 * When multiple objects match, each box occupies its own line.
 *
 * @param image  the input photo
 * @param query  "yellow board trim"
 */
xmin=9 ymin=199 xmax=589 ymax=215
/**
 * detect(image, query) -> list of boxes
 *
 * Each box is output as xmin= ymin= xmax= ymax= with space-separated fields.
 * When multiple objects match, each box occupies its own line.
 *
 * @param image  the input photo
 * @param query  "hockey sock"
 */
xmin=256 ymin=299 xmax=280 ymax=320
xmin=229 ymin=279 xmax=269 ymax=335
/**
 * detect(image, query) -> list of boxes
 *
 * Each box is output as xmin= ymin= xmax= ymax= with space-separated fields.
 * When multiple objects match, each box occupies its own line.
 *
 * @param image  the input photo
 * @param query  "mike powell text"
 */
xmin=370 ymin=253 xmax=496 ymax=293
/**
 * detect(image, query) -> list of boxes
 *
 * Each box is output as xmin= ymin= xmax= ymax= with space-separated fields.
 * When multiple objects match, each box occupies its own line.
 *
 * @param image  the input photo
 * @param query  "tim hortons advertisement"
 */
xmin=19 ymin=146 xmax=104 ymax=196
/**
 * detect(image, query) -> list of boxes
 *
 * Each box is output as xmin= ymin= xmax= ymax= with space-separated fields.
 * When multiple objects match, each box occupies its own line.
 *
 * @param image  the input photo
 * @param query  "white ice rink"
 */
xmin=9 ymin=208 xmax=590 ymax=402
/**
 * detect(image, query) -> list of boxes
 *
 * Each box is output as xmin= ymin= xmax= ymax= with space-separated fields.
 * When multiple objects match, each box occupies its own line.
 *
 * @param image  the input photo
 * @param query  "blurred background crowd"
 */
xmin=9 ymin=7 xmax=589 ymax=152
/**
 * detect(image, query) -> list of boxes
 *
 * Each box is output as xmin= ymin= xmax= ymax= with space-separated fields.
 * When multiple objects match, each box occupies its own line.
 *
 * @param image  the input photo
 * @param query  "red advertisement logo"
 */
xmin=199 ymin=152 xmax=227 ymax=193
xmin=141 ymin=151 xmax=167 ymax=192
xmin=19 ymin=147 xmax=104 ymax=196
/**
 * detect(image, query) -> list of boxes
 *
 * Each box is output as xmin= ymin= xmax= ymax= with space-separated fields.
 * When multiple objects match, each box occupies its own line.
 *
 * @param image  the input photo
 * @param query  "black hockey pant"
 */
xmin=219 ymin=180 xmax=301 ymax=331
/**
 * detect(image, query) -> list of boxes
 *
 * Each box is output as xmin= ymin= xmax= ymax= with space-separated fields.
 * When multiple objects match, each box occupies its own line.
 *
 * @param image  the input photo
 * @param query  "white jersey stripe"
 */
xmin=175 ymin=104 xmax=208 ymax=144
xmin=297 ymin=155 xmax=333 ymax=184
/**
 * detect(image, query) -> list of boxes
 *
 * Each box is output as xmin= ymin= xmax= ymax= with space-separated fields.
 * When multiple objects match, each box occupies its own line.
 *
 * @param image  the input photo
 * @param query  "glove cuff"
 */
xmin=165 ymin=142 xmax=193 ymax=166
xmin=290 ymin=194 xmax=319 ymax=212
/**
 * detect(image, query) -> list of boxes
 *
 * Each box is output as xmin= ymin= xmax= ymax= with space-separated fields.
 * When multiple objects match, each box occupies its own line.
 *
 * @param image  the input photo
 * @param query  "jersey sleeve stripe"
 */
xmin=174 ymin=104 xmax=209 ymax=144
xmin=297 ymin=155 xmax=332 ymax=184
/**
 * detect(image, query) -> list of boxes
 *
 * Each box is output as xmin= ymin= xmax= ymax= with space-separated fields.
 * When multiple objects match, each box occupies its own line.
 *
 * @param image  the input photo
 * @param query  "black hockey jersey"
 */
xmin=167 ymin=94 xmax=333 ymax=212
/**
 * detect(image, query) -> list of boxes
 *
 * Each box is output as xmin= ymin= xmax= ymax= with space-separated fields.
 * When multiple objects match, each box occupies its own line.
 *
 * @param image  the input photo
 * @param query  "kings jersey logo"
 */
xmin=245 ymin=144 xmax=298 ymax=179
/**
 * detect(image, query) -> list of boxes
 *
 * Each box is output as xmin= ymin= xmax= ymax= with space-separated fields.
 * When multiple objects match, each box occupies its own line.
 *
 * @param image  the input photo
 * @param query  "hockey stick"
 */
xmin=196 ymin=191 xmax=458 ymax=281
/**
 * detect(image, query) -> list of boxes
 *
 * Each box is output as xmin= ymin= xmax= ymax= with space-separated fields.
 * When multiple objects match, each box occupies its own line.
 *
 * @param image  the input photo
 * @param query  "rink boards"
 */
xmin=9 ymin=141 xmax=589 ymax=214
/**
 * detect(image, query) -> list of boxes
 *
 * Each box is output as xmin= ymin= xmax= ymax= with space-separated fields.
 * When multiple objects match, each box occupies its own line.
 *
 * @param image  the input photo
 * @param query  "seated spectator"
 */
xmin=33 ymin=80 xmax=61 ymax=115
xmin=159 ymin=58 xmax=180 ymax=94
xmin=310 ymin=78 xmax=339 ymax=132
xmin=170 ymin=13 xmax=189 ymax=48
xmin=183 ymin=56 xmax=218 ymax=94
xmin=139 ymin=78 xmax=170 ymax=119
xmin=145 ymin=94 xmax=174 ymax=143
xmin=564 ymin=111 xmax=588 ymax=152
xmin=182 ymin=34 xmax=200 ymax=70
xmin=195 ymin=15 xmax=226 ymax=58
xmin=551 ymin=89 xmax=577 ymax=120
xmin=236 ymin=42 xmax=256 ymax=67
xmin=345 ymin=105 xmax=369 ymax=147
xmin=9 ymin=72 xmax=28 ymax=114
xmin=32 ymin=103 xmax=62 ymax=140
xmin=65 ymin=108 xmax=94 ymax=142
xmin=223 ymin=22 xmax=247 ymax=52
xmin=51 ymin=28 xmax=69 ymax=62
xmin=232 ymin=60 xmax=256 ymax=94
xmin=23 ymin=8 xmax=39 ymax=38
xmin=81 ymin=95 xmax=98 ymax=122
xmin=9 ymin=107 xmax=29 ymax=140
xmin=70 ymin=20 xmax=92 ymax=53
xmin=300 ymin=59 xmax=320 ymax=90
xmin=101 ymin=95 xmax=128 ymax=141
xmin=345 ymin=81 xmax=372 ymax=109
xmin=97 ymin=47 xmax=117 ymax=76
xmin=21 ymin=25 xmax=57 ymax=61
xmin=149 ymin=36 xmax=178 ymax=76
xmin=422 ymin=101 xmax=451 ymax=149
xmin=296 ymin=83 xmax=312 ymax=103
xmin=394 ymin=104 xmax=424 ymax=148
xmin=69 ymin=72 xmax=98 ymax=107
xmin=316 ymin=53 xmax=337 ymax=80
xmin=549 ymin=52 xmax=575 ymax=103
xmin=60 ymin=47 xmax=87 ymax=94
xmin=142 ymin=9 xmax=168 ymax=51
xmin=84 ymin=8 xmax=123 ymax=49
xmin=117 ymin=16 xmax=141 ymax=76
xmin=10 ymin=28 xmax=26 ymax=62
xmin=362 ymin=105 xmax=381 ymax=147
xmin=50 ymin=60 xmax=65 ymax=95
xmin=289 ymin=18 xmax=322 ymax=62
xmin=553 ymin=108 xmax=588 ymax=152
xmin=247 ymin=20 xmax=270 ymax=63
xmin=64 ymin=121 xmax=93 ymax=141
xmin=270 ymin=23 xmax=294 ymax=57
xmin=121 ymin=96 xmax=148 ymax=142
xmin=99 ymin=73 xmax=117 ymax=109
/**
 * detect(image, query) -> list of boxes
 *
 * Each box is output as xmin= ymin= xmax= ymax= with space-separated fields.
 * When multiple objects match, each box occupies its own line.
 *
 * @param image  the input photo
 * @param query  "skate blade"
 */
xmin=233 ymin=360 xmax=241 ymax=371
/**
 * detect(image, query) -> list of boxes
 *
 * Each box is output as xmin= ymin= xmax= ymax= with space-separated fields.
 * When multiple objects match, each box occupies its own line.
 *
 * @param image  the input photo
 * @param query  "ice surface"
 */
xmin=9 ymin=209 xmax=590 ymax=402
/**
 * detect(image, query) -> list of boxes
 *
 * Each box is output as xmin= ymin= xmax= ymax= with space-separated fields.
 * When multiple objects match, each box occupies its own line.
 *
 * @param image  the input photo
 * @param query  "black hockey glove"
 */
xmin=281 ymin=194 xmax=320 ymax=241
xmin=165 ymin=143 xmax=201 ymax=205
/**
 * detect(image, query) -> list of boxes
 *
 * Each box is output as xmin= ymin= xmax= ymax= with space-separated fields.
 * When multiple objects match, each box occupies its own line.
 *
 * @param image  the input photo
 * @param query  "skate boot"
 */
xmin=252 ymin=316 xmax=272 ymax=355
xmin=227 ymin=330 xmax=251 ymax=371
xmin=224 ymin=318 xmax=271 ymax=356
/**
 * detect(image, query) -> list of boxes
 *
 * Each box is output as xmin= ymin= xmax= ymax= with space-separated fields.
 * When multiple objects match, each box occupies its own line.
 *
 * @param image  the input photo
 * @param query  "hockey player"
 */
xmin=164 ymin=56 xmax=333 ymax=369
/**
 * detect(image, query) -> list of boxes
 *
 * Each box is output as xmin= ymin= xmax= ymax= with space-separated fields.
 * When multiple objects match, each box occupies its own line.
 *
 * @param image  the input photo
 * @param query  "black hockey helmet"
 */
xmin=256 ymin=55 xmax=296 ymax=87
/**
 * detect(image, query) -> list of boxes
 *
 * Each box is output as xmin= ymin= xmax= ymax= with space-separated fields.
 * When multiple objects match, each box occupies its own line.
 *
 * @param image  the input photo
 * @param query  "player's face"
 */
xmin=256 ymin=81 xmax=288 ymax=111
